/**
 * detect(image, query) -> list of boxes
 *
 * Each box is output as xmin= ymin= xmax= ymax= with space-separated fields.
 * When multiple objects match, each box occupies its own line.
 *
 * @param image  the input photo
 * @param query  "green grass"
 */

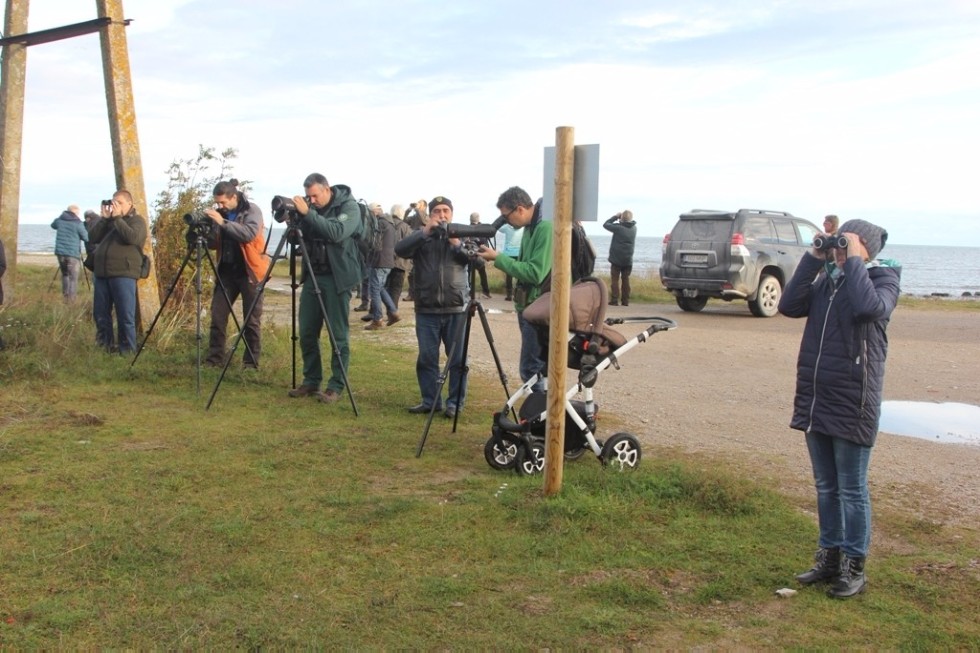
xmin=1 ymin=265 xmax=978 ymax=648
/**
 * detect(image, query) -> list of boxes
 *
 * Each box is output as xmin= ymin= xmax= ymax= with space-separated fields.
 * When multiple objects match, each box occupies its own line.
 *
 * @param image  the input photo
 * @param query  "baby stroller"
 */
xmin=484 ymin=277 xmax=676 ymax=475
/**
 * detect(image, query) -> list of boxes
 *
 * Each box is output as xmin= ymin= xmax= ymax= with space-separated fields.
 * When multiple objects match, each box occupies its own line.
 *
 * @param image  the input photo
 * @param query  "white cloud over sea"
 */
xmin=7 ymin=0 xmax=980 ymax=246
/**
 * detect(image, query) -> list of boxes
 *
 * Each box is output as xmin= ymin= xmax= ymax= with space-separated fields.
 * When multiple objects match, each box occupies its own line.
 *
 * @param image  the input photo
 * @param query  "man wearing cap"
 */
xmin=394 ymin=195 xmax=472 ymax=418
xmin=287 ymin=173 xmax=364 ymax=404
xmin=779 ymin=218 xmax=901 ymax=600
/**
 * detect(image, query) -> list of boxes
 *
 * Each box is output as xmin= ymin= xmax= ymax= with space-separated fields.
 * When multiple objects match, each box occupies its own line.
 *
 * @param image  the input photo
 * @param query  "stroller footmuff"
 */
xmin=484 ymin=277 xmax=677 ymax=475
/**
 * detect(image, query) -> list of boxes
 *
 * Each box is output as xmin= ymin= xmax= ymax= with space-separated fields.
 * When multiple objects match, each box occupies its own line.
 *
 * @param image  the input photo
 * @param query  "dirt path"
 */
xmin=378 ymin=293 xmax=980 ymax=531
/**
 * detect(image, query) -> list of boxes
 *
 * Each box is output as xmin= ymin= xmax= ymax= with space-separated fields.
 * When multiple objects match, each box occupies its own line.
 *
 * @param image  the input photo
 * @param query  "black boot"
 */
xmin=827 ymin=554 xmax=866 ymax=598
xmin=795 ymin=547 xmax=839 ymax=585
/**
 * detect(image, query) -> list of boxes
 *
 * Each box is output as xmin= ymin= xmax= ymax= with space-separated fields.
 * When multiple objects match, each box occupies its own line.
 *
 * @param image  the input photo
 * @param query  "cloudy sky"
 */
xmin=9 ymin=0 xmax=980 ymax=246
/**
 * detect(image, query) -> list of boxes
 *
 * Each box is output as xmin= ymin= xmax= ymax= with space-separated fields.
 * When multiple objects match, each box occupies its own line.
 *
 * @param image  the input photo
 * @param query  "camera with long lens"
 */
xmin=183 ymin=210 xmax=213 ymax=239
xmin=812 ymin=234 xmax=849 ymax=251
xmin=271 ymin=195 xmax=299 ymax=224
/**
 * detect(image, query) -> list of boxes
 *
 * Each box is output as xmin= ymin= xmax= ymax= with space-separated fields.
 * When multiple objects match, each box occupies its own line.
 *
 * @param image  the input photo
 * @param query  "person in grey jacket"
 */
xmin=779 ymin=218 xmax=901 ymax=599
xmin=51 ymin=204 xmax=89 ymax=301
xmin=89 ymin=190 xmax=147 ymax=354
xmin=364 ymin=206 xmax=400 ymax=330
xmin=603 ymin=210 xmax=637 ymax=306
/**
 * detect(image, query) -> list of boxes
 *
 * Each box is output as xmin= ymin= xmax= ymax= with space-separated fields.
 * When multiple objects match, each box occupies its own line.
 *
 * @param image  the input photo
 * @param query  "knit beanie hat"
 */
xmin=838 ymin=219 xmax=888 ymax=260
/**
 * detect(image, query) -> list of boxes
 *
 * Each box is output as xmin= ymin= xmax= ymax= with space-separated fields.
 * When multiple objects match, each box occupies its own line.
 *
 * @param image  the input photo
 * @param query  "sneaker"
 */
xmin=505 ymin=295 xmax=513 ymax=301
xmin=317 ymin=389 xmax=341 ymax=404
xmin=353 ymin=304 xmax=368 ymax=312
xmin=444 ymin=405 xmax=457 ymax=419
xmin=482 ymin=293 xmax=492 ymax=299
xmin=609 ymin=300 xmax=619 ymax=306
xmin=364 ymin=320 xmax=385 ymax=330
xmin=360 ymin=315 xmax=373 ymax=322
xmin=622 ymin=301 xmax=629 ymax=306
xmin=386 ymin=313 xmax=402 ymax=326
xmin=287 ymin=384 xmax=318 ymax=398
xmin=243 ymin=362 xmax=258 ymax=371
xmin=407 ymin=403 xmax=439 ymax=414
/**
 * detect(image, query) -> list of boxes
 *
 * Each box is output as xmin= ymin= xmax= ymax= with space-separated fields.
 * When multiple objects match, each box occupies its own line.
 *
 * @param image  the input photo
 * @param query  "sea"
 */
xmin=14 ymin=224 xmax=980 ymax=298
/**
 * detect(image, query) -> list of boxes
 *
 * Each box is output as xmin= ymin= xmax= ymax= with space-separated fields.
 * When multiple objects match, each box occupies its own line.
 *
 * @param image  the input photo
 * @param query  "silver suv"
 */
xmin=659 ymin=209 xmax=821 ymax=317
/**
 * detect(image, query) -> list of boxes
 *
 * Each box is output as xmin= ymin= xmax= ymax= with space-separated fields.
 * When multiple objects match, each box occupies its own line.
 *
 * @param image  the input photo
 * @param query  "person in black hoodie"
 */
xmin=603 ymin=210 xmax=636 ymax=306
xmin=779 ymin=218 xmax=901 ymax=599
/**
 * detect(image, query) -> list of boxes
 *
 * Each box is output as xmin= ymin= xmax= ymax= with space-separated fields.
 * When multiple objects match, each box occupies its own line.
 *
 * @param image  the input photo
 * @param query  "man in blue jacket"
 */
xmin=779 ymin=218 xmax=901 ymax=599
xmin=51 ymin=205 xmax=89 ymax=301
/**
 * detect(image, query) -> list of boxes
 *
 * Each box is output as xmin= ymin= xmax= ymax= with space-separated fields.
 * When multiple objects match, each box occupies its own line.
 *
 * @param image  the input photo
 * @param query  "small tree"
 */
xmin=151 ymin=146 xmax=249 ymax=312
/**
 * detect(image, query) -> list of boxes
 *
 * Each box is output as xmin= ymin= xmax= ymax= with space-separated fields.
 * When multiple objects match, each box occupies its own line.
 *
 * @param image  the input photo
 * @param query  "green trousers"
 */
xmin=299 ymin=273 xmax=353 ymax=393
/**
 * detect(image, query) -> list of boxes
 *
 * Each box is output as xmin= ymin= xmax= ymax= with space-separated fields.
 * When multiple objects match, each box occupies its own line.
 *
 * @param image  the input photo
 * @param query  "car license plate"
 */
xmin=683 ymin=254 xmax=709 ymax=264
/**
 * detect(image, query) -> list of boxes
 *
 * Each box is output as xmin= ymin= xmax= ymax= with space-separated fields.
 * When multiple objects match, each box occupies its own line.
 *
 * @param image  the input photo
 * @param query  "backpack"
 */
xmin=571 ymin=222 xmax=597 ymax=282
xmin=354 ymin=200 xmax=386 ymax=271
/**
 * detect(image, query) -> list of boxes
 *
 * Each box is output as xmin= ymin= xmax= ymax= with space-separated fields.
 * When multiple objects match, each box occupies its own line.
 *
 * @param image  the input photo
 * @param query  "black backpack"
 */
xmin=354 ymin=200 xmax=386 ymax=271
xmin=571 ymin=222 xmax=597 ymax=282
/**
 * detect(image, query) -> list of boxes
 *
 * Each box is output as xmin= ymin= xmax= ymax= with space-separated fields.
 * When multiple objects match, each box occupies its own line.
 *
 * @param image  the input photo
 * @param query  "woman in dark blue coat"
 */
xmin=779 ymin=219 xmax=901 ymax=599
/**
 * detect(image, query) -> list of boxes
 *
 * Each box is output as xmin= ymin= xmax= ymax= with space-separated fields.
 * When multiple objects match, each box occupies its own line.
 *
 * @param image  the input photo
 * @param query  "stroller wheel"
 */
xmin=601 ymin=432 xmax=642 ymax=471
xmin=564 ymin=446 xmax=588 ymax=461
xmin=514 ymin=441 xmax=545 ymax=476
xmin=485 ymin=436 xmax=518 ymax=470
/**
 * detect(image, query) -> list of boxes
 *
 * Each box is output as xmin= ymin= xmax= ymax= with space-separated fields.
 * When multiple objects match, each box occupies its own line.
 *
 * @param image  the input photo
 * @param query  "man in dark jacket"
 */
xmin=51 ymin=205 xmax=89 ymax=301
xmin=286 ymin=173 xmax=364 ymax=405
xmin=603 ymin=210 xmax=637 ymax=306
xmin=395 ymin=195 xmax=472 ymax=418
xmin=89 ymin=190 xmax=148 ymax=354
xmin=779 ymin=218 xmax=901 ymax=599
xmin=364 ymin=205 xmax=400 ymax=330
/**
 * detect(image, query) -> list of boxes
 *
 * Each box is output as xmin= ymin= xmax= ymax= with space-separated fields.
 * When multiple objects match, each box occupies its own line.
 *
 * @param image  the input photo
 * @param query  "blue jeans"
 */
xmin=517 ymin=311 xmax=546 ymax=392
xmin=368 ymin=267 xmax=397 ymax=321
xmin=94 ymin=275 xmax=138 ymax=353
xmin=414 ymin=311 xmax=467 ymax=410
xmin=805 ymin=431 xmax=873 ymax=558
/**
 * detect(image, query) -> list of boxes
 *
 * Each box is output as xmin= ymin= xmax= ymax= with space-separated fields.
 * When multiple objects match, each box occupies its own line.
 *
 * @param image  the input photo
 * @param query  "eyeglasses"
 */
xmin=499 ymin=207 xmax=518 ymax=222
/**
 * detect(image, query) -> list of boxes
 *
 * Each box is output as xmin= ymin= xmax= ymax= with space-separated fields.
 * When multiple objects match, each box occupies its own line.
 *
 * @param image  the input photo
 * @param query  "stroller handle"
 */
xmin=605 ymin=316 xmax=678 ymax=332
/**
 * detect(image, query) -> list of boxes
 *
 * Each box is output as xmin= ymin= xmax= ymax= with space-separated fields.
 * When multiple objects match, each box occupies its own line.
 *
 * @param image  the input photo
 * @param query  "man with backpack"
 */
xmin=286 ymin=173 xmax=363 ymax=405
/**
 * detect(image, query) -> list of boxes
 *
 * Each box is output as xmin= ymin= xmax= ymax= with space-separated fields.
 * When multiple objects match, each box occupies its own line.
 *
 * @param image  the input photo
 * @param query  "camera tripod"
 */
xmin=47 ymin=257 xmax=91 ymax=293
xmin=415 ymin=260 xmax=514 ymax=457
xmin=132 ymin=233 xmax=254 ymax=394
xmin=205 ymin=220 xmax=359 ymax=415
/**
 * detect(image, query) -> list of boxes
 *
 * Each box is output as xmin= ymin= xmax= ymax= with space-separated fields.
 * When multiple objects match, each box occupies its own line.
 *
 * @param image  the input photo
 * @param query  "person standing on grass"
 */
xmin=51 ymin=204 xmax=89 ymax=302
xmin=779 ymin=218 xmax=900 ymax=599
xmin=603 ymin=209 xmax=636 ymax=306
xmin=385 ymin=204 xmax=412 ymax=313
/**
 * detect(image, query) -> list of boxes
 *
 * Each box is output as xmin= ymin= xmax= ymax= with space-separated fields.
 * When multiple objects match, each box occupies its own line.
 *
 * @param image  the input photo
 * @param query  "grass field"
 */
xmin=1 ymin=264 xmax=978 ymax=647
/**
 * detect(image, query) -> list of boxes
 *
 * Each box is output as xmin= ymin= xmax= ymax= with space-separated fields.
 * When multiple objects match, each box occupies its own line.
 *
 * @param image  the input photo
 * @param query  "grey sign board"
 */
xmin=542 ymin=143 xmax=600 ymax=222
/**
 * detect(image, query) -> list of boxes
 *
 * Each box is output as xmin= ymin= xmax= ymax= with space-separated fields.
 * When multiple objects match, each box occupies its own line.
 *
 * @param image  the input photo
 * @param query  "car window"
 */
xmin=742 ymin=217 xmax=775 ymax=243
xmin=773 ymin=219 xmax=800 ymax=245
xmin=795 ymin=220 xmax=821 ymax=245
xmin=673 ymin=219 xmax=731 ymax=241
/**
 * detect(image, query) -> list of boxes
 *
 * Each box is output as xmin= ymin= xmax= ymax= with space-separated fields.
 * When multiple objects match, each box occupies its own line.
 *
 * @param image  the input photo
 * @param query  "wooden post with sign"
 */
xmin=0 ymin=0 xmax=29 ymax=301
xmin=543 ymin=126 xmax=575 ymax=496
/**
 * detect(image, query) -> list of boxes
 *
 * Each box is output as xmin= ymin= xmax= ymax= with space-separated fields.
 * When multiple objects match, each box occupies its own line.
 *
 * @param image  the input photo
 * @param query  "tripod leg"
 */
xmin=201 ymin=247 xmax=259 ymax=367
xmin=131 ymin=244 xmax=198 ymax=367
xmin=290 ymin=245 xmax=299 ymax=390
xmin=416 ymin=338 xmax=459 ymax=457
xmin=206 ymin=228 xmax=291 ymax=410
xmin=449 ymin=307 xmax=475 ymax=432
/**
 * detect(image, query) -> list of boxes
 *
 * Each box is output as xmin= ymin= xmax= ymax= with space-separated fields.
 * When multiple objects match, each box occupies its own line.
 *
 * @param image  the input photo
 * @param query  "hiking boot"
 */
xmin=407 ymin=403 xmax=439 ymax=414
xmin=287 ymin=384 xmax=318 ymax=398
xmin=796 ymin=547 xmax=839 ymax=585
xmin=317 ymin=389 xmax=341 ymax=404
xmin=827 ymin=554 xmax=866 ymax=598
xmin=609 ymin=300 xmax=619 ymax=306
xmin=360 ymin=315 xmax=373 ymax=322
xmin=353 ymin=303 xmax=368 ymax=312
xmin=386 ymin=313 xmax=402 ymax=326
xmin=364 ymin=320 xmax=385 ymax=330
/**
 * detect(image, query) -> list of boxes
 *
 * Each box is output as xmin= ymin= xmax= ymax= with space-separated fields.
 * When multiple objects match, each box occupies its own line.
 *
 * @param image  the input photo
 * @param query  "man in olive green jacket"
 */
xmin=89 ymin=190 xmax=147 ymax=354
xmin=286 ymin=173 xmax=364 ymax=405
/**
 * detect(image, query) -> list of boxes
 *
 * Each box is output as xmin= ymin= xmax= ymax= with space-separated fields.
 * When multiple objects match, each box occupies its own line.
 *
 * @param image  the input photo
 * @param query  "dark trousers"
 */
xmin=299 ymin=273 xmax=352 ymax=393
xmin=610 ymin=263 xmax=632 ymax=304
xmin=208 ymin=272 xmax=263 ymax=367
xmin=505 ymin=274 xmax=515 ymax=299
xmin=475 ymin=265 xmax=490 ymax=296
xmin=385 ymin=267 xmax=406 ymax=309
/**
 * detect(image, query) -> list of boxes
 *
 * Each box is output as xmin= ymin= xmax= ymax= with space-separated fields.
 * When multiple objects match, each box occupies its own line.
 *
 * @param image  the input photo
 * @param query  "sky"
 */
xmin=6 ymin=0 xmax=980 ymax=246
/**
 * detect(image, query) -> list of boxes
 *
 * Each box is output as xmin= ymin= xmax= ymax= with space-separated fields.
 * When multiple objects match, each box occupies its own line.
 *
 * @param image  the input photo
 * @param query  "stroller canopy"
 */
xmin=522 ymin=277 xmax=627 ymax=351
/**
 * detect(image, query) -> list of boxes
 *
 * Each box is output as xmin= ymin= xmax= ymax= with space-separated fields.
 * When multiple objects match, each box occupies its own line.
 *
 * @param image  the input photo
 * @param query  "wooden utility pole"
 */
xmin=543 ymin=126 xmax=575 ymax=496
xmin=0 ymin=0 xmax=29 ymax=301
xmin=97 ymin=0 xmax=159 ymax=320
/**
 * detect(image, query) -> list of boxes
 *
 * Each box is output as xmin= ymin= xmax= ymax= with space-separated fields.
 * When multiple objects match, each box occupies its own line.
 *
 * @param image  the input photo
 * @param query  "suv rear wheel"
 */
xmin=676 ymin=296 xmax=708 ymax=312
xmin=748 ymin=274 xmax=781 ymax=318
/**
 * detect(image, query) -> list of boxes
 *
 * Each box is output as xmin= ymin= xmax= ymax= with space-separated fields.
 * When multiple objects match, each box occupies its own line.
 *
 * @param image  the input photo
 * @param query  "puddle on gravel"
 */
xmin=880 ymin=401 xmax=980 ymax=446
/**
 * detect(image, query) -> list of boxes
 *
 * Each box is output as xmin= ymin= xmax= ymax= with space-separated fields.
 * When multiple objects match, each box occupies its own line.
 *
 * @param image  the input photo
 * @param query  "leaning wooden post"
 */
xmin=97 ymin=0 xmax=160 ymax=322
xmin=543 ymin=126 xmax=574 ymax=496
xmin=0 ymin=0 xmax=29 ymax=301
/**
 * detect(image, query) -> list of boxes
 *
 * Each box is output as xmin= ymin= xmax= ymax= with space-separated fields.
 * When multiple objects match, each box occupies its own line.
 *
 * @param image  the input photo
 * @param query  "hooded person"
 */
xmin=778 ymin=217 xmax=901 ymax=599
xmin=51 ymin=205 xmax=89 ymax=301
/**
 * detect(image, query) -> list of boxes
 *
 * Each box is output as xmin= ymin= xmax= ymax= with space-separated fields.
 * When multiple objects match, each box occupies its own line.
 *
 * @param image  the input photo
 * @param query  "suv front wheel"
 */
xmin=749 ymin=274 xmax=781 ymax=318
xmin=676 ymin=296 xmax=708 ymax=313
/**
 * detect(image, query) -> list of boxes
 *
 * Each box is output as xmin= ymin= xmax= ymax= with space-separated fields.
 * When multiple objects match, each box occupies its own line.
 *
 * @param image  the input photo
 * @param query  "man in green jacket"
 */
xmin=286 ymin=173 xmax=364 ymax=404
xmin=477 ymin=186 xmax=553 ymax=392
